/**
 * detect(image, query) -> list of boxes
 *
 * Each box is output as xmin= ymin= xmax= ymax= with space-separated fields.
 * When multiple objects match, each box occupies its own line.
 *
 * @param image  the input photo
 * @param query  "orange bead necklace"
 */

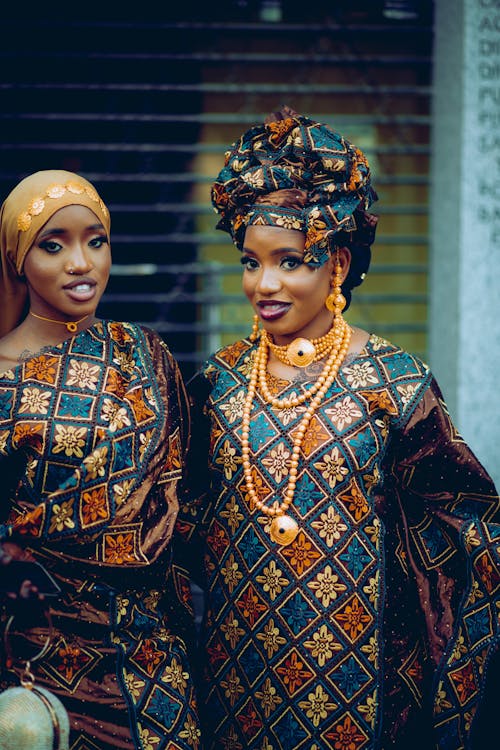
xmin=240 ymin=316 xmax=351 ymax=545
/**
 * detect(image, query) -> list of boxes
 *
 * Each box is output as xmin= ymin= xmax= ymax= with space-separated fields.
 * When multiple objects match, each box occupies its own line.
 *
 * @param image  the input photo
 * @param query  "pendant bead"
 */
xmin=286 ymin=338 xmax=316 ymax=367
xmin=269 ymin=515 xmax=299 ymax=545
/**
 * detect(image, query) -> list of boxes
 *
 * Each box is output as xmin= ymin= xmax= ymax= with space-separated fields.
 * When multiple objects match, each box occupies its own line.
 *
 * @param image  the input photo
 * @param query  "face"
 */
xmin=242 ymin=225 xmax=350 ymax=345
xmin=23 ymin=204 xmax=111 ymax=322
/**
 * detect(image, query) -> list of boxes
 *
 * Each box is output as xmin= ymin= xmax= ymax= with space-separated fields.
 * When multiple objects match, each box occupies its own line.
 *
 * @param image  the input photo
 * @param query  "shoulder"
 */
xmin=204 ymin=338 xmax=254 ymax=374
xmin=185 ymin=339 xmax=253 ymax=411
xmin=347 ymin=334 xmax=435 ymax=425
xmin=104 ymin=321 xmax=179 ymax=370
xmin=363 ymin=334 xmax=431 ymax=381
xmin=104 ymin=321 xmax=167 ymax=350
xmin=193 ymin=338 xmax=254 ymax=395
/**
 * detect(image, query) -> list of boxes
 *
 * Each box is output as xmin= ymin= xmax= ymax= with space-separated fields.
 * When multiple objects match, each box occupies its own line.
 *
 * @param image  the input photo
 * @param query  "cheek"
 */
xmin=294 ymin=273 xmax=328 ymax=303
xmin=242 ymin=273 xmax=254 ymax=300
xmin=96 ymin=250 xmax=112 ymax=278
xmin=23 ymin=256 xmax=52 ymax=287
xmin=310 ymin=269 xmax=331 ymax=299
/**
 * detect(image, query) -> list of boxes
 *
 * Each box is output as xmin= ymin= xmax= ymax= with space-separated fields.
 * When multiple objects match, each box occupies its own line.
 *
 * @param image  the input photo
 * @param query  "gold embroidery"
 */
xmin=17 ymin=182 xmax=109 ymax=232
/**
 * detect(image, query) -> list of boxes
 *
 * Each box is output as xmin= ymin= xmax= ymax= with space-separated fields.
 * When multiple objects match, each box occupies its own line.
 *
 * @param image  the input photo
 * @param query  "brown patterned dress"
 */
xmin=0 ymin=321 xmax=201 ymax=750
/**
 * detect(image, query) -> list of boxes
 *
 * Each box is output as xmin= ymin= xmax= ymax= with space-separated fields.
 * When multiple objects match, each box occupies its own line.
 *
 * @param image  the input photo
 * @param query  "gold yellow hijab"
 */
xmin=0 ymin=170 xmax=110 ymax=337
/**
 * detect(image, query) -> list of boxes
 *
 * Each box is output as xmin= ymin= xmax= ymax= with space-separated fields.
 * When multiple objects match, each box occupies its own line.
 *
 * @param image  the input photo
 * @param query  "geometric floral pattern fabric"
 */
xmin=0 ymin=322 xmax=201 ymax=748
xmin=179 ymin=334 xmax=500 ymax=750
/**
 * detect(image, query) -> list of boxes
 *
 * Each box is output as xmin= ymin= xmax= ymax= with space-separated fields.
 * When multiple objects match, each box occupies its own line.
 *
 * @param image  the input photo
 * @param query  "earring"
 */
xmin=249 ymin=313 xmax=260 ymax=342
xmin=325 ymin=252 xmax=346 ymax=317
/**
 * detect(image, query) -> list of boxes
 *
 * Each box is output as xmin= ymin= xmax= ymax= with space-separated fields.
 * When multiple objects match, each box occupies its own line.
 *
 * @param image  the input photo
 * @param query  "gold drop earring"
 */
xmin=249 ymin=313 xmax=260 ymax=342
xmin=325 ymin=251 xmax=346 ymax=317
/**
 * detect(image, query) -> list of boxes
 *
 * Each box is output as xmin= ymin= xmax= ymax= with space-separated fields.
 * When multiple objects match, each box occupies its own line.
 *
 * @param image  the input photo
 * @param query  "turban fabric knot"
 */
xmin=211 ymin=111 xmax=378 ymax=266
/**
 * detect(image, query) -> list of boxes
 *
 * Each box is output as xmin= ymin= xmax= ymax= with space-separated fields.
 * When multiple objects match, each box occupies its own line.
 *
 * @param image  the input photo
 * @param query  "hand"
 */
xmin=0 ymin=542 xmax=44 ymax=600
xmin=0 ymin=541 xmax=36 ymax=564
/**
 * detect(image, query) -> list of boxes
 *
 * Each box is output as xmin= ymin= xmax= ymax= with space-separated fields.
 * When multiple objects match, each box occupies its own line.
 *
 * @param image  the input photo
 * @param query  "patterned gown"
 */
xmin=177 ymin=334 xmax=500 ymax=750
xmin=0 ymin=321 xmax=201 ymax=750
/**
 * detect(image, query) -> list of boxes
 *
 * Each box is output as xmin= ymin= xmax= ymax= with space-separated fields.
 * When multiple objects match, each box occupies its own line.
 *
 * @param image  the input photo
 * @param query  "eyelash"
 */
xmin=38 ymin=235 xmax=108 ymax=254
xmin=281 ymin=256 xmax=302 ymax=270
xmin=89 ymin=236 xmax=108 ymax=248
xmin=240 ymin=255 xmax=303 ymax=271
xmin=240 ymin=256 xmax=259 ymax=271
xmin=38 ymin=240 xmax=62 ymax=254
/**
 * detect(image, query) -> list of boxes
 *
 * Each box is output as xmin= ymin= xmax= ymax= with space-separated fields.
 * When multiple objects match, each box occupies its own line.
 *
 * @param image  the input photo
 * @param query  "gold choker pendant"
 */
xmin=263 ymin=326 xmax=339 ymax=369
xmin=30 ymin=311 xmax=89 ymax=333
xmin=286 ymin=338 xmax=316 ymax=367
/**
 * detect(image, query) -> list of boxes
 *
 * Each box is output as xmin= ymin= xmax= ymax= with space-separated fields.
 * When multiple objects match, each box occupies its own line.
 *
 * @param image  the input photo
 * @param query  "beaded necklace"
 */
xmin=241 ymin=316 xmax=351 ymax=545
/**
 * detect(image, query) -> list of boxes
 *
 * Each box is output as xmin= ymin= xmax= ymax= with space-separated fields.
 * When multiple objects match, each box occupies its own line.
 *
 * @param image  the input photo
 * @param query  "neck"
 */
xmin=29 ymin=310 xmax=93 ymax=334
xmin=264 ymin=315 xmax=339 ymax=369
xmin=267 ymin=315 xmax=335 ymax=348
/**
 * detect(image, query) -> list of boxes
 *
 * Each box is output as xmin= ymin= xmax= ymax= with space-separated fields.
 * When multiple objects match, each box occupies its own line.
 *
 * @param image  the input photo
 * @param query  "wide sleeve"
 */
xmin=388 ymin=376 xmax=500 ymax=747
xmin=0 ymin=326 xmax=189 ymax=569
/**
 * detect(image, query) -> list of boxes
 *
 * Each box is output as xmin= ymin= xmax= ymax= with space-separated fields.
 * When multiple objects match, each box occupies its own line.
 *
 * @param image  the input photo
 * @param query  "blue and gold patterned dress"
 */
xmin=0 ymin=321 xmax=201 ymax=750
xmin=178 ymin=334 xmax=500 ymax=750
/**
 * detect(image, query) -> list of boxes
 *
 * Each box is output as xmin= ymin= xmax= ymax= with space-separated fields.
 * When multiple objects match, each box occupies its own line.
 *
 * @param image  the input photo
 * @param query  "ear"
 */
xmin=6 ymin=252 xmax=23 ymax=279
xmin=333 ymin=246 xmax=352 ymax=284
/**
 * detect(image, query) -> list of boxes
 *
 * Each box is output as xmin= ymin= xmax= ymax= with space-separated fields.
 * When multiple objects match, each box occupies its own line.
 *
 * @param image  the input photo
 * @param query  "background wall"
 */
xmin=430 ymin=0 xmax=500 ymax=487
xmin=3 ymin=2 xmax=496 ymax=485
xmin=0 ymin=1 xmax=433 ymax=381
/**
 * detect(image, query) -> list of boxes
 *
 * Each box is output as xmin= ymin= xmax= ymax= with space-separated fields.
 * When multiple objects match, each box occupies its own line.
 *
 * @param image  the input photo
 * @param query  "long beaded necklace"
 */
xmin=240 ymin=316 xmax=352 ymax=546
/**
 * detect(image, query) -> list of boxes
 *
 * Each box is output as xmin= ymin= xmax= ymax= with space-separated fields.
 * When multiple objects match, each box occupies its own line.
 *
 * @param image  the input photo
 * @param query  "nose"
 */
xmin=255 ymin=265 xmax=282 ymax=294
xmin=65 ymin=243 xmax=94 ymax=274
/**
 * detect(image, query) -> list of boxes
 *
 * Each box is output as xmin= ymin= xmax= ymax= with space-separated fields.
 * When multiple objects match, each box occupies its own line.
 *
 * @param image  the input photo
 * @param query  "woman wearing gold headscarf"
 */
xmin=0 ymin=171 xmax=201 ymax=749
xmin=176 ymin=109 xmax=500 ymax=749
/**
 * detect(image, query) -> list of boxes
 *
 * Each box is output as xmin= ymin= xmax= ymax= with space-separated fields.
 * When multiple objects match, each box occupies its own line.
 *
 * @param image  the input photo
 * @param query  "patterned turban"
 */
xmin=0 ymin=170 xmax=110 ymax=337
xmin=211 ymin=108 xmax=378 ymax=266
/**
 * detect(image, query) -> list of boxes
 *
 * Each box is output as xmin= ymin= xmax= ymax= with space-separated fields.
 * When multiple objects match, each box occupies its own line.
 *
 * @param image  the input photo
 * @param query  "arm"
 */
xmin=388 ymin=377 xmax=500 ymax=744
xmin=392 ymin=376 xmax=497 ymax=512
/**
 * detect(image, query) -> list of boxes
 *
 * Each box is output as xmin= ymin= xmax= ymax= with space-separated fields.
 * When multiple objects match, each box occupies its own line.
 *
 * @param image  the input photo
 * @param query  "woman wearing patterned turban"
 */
xmin=0 ymin=171 xmax=201 ymax=749
xmin=176 ymin=109 xmax=499 ymax=749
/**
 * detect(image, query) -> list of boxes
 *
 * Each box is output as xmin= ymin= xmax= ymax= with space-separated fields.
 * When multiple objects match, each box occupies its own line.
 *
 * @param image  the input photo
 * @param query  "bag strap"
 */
xmin=31 ymin=686 xmax=63 ymax=750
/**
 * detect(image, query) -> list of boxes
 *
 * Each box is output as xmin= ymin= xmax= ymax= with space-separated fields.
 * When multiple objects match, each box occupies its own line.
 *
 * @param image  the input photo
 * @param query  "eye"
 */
xmin=38 ymin=240 xmax=62 ymax=254
xmin=281 ymin=255 xmax=302 ymax=270
xmin=240 ymin=255 xmax=259 ymax=271
xmin=89 ymin=235 xmax=109 ymax=249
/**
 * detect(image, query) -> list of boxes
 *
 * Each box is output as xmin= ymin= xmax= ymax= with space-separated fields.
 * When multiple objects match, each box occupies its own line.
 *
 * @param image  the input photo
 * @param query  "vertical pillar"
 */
xmin=429 ymin=0 xmax=500 ymax=487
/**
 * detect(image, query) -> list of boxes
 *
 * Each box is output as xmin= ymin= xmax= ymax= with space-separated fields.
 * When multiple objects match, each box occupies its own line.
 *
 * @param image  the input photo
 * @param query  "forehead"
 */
xmin=38 ymin=204 xmax=103 ymax=233
xmin=243 ymin=225 xmax=305 ymax=253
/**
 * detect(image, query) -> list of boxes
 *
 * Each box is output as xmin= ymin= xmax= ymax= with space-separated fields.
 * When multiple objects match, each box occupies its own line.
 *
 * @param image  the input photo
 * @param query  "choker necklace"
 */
xmin=262 ymin=324 xmax=339 ymax=368
xmin=241 ymin=316 xmax=351 ymax=546
xmin=260 ymin=317 xmax=347 ymax=409
xmin=30 ymin=311 xmax=89 ymax=333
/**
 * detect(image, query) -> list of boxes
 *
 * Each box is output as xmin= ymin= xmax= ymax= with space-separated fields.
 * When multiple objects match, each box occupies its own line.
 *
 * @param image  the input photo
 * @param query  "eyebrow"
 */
xmin=38 ymin=223 xmax=105 ymax=239
xmin=241 ymin=247 xmax=303 ymax=256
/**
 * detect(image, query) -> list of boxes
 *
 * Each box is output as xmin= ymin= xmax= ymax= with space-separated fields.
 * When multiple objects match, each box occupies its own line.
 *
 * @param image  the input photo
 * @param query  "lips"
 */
xmin=63 ymin=277 xmax=96 ymax=290
xmin=257 ymin=300 xmax=291 ymax=321
xmin=63 ymin=277 xmax=97 ymax=303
